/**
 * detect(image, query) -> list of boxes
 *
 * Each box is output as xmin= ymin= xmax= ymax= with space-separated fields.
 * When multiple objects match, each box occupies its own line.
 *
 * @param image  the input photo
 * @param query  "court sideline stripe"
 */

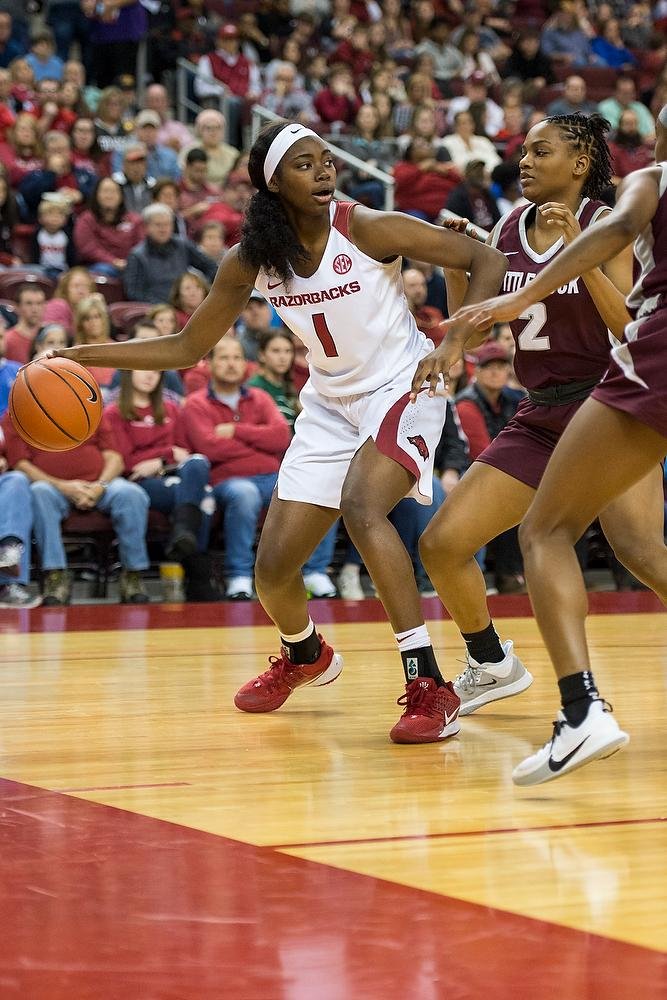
xmin=270 ymin=814 xmax=667 ymax=850
xmin=58 ymin=782 xmax=192 ymax=792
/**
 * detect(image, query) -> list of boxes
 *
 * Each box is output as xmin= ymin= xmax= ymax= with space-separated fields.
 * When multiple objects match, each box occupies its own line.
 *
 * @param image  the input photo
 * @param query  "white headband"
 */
xmin=263 ymin=125 xmax=321 ymax=185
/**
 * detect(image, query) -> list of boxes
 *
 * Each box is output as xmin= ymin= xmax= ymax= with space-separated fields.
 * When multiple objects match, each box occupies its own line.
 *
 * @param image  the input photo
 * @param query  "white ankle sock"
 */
xmin=281 ymin=617 xmax=316 ymax=644
xmin=395 ymin=624 xmax=431 ymax=653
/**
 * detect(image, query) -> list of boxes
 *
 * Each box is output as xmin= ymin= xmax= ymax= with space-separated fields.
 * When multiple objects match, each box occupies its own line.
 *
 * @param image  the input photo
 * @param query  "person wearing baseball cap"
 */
xmin=113 ymin=142 xmax=155 ymax=214
xmin=125 ymin=107 xmax=181 ymax=181
xmin=194 ymin=20 xmax=261 ymax=149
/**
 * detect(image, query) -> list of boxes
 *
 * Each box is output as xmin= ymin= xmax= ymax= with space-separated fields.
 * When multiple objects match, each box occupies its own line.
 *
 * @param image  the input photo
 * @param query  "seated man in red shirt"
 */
xmin=402 ymin=266 xmax=445 ymax=344
xmin=2 ymin=409 xmax=151 ymax=605
xmin=3 ymin=283 xmax=46 ymax=365
xmin=179 ymin=336 xmax=292 ymax=600
xmin=393 ymin=137 xmax=461 ymax=224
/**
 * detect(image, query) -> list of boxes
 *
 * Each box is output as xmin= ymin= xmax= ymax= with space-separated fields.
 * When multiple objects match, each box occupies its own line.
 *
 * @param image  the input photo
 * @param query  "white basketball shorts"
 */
xmin=278 ymin=354 xmax=447 ymax=510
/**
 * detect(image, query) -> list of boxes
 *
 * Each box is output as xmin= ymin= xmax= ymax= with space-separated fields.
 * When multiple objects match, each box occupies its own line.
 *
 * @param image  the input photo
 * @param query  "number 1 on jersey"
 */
xmin=312 ymin=312 xmax=339 ymax=358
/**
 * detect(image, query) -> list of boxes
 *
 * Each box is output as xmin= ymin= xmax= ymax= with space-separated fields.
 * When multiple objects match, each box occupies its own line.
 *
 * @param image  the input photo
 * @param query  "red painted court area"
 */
xmin=1 ymin=778 xmax=664 ymax=1000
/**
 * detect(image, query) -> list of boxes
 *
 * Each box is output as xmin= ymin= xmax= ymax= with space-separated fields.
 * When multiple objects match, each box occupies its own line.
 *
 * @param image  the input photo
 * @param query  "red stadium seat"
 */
xmin=10 ymin=223 xmax=36 ymax=262
xmin=91 ymin=274 xmax=125 ymax=305
xmin=0 ymin=271 xmax=56 ymax=301
xmin=108 ymin=301 xmax=152 ymax=339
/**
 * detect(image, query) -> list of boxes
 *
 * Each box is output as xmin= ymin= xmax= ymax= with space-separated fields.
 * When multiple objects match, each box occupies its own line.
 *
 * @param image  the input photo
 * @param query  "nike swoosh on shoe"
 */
xmin=548 ymin=735 xmax=590 ymax=772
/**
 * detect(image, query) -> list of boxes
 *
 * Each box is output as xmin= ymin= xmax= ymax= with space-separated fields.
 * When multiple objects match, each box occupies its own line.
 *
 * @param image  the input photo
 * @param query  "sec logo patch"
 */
xmin=333 ymin=253 xmax=352 ymax=275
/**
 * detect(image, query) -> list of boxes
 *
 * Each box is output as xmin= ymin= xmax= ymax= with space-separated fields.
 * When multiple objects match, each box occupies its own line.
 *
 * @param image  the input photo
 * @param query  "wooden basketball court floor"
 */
xmin=0 ymin=592 xmax=665 ymax=1000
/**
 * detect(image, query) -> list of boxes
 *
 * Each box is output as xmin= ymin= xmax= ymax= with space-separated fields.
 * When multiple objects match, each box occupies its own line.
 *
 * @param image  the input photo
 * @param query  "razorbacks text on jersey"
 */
xmin=253 ymin=201 xmax=428 ymax=398
xmin=492 ymin=198 xmax=613 ymax=391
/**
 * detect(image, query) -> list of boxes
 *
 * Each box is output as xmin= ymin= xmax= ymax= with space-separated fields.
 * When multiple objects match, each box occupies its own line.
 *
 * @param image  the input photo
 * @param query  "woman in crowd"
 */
xmin=93 ymin=86 xmax=134 ymax=156
xmin=73 ymin=292 xmax=115 ymax=393
xmin=441 ymin=110 xmax=502 ymax=174
xmin=148 ymin=302 xmax=179 ymax=338
xmin=73 ymin=176 xmax=143 ymax=276
xmin=42 ymin=266 xmax=95 ymax=334
xmin=70 ymin=117 xmax=109 ymax=177
xmin=104 ymin=368 xmax=211 ymax=567
xmin=29 ymin=322 xmax=70 ymax=359
xmin=0 ymin=113 xmax=43 ymax=187
xmin=169 ymin=271 xmax=210 ymax=330
xmin=338 ymin=103 xmax=396 ymax=209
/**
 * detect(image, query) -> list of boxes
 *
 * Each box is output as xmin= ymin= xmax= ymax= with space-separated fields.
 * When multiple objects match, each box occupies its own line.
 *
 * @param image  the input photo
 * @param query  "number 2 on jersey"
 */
xmin=517 ymin=302 xmax=550 ymax=351
xmin=312 ymin=312 xmax=339 ymax=358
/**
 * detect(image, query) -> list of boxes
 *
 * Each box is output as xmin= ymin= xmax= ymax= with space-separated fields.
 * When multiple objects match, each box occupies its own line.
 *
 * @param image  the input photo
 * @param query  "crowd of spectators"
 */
xmin=1 ymin=0 xmax=665 ymax=608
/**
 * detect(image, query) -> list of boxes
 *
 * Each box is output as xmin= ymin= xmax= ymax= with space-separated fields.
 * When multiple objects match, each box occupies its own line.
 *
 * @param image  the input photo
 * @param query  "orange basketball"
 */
xmin=9 ymin=357 xmax=103 ymax=452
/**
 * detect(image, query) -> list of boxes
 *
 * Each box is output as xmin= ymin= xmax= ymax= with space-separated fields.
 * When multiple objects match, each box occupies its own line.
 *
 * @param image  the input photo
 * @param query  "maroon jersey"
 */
xmin=626 ymin=164 xmax=667 ymax=320
xmin=492 ymin=198 xmax=611 ymax=391
xmin=592 ymin=163 xmax=667 ymax=437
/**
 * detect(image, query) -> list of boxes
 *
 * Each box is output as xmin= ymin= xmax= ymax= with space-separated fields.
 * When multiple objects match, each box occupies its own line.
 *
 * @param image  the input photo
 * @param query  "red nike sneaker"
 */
xmin=234 ymin=635 xmax=343 ymax=713
xmin=390 ymin=677 xmax=461 ymax=744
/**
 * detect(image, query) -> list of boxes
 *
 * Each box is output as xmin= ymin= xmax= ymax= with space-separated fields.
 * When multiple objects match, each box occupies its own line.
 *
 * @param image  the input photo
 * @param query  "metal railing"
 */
xmin=175 ymin=57 xmax=232 ymax=142
xmin=249 ymin=105 xmax=396 ymax=212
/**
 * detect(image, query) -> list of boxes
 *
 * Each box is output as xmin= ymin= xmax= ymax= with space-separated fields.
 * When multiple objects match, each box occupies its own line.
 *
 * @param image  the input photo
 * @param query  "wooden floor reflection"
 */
xmin=1 ymin=601 xmax=665 ymax=997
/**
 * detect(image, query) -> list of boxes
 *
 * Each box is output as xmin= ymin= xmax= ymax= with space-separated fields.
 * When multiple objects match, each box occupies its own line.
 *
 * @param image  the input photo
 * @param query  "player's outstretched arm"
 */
xmin=350 ymin=206 xmax=508 ymax=303
xmin=51 ymin=248 xmax=258 ymax=372
xmin=454 ymin=166 xmax=662 ymax=332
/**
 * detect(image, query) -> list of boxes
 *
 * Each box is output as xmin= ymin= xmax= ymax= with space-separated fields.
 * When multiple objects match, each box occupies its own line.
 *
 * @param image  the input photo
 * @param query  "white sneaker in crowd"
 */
xmin=336 ymin=563 xmax=365 ymax=600
xmin=303 ymin=571 xmax=337 ymax=598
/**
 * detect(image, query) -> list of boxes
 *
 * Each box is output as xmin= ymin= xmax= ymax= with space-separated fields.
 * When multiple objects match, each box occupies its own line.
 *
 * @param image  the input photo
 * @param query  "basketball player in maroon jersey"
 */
xmin=408 ymin=113 xmax=667 ymax=756
xmin=445 ymin=109 xmax=667 ymax=784
xmin=50 ymin=120 xmax=507 ymax=744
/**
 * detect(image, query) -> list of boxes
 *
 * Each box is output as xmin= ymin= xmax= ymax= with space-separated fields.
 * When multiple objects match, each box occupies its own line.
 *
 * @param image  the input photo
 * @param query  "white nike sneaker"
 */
xmin=453 ymin=639 xmax=533 ymax=716
xmin=512 ymin=699 xmax=629 ymax=786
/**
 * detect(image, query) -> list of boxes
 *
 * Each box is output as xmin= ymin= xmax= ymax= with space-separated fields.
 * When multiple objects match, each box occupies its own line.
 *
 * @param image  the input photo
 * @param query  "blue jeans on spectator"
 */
xmin=344 ymin=477 xmax=445 ymax=579
xmin=303 ymin=519 xmax=339 ymax=575
xmin=0 ymin=471 xmax=33 ymax=586
xmin=47 ymin=2 xmax=92 ymax=67
xmin=88 ymin=262 xmax=122 ymax=278
xmin=31 ymin=478 xmax=150 ymax=571
xmin=137 ymin=455 xmax=212 ymax=552
xmin=390 ymin=477 xmax=446 ymax=581
xmin=212 ymin=473 xmax=339 ymax=578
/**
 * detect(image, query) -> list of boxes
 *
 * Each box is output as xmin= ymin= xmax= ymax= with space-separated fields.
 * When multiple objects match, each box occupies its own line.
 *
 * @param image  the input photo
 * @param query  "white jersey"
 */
xmin=254 ymin=200 xmax=428 ymax=397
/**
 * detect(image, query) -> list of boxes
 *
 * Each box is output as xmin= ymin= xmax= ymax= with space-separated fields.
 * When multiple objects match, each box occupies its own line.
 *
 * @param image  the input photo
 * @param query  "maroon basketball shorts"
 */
xmin=476 ymin=397 xmax=585 ymax=489
xmin=593 ymin=310 xmax=667 ymax=439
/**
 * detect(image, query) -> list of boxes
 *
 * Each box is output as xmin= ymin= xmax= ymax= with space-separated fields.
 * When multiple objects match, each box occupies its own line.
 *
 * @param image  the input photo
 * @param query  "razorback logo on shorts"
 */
xmin=407 ymin=435 xmax=429 ymax=460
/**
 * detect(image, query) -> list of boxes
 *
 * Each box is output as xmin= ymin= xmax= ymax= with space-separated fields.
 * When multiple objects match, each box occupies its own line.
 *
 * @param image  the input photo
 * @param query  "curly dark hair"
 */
xmin=545 ymin=112 xmax=613 ymax=200
xmin=238 ymin=120 xmax=312 ymax=286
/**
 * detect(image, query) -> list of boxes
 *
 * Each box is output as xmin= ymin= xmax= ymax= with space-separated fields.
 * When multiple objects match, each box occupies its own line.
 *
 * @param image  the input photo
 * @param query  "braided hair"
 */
xmin=544 ymin=112 xmax=613 ymax=200
xmin=239 ymin=120 xmax=312 ymax=286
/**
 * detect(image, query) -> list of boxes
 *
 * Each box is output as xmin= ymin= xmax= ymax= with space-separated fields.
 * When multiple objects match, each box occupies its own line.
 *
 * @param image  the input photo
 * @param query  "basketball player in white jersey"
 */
xmin=52 ymin=120 xmax=507 ymax=743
